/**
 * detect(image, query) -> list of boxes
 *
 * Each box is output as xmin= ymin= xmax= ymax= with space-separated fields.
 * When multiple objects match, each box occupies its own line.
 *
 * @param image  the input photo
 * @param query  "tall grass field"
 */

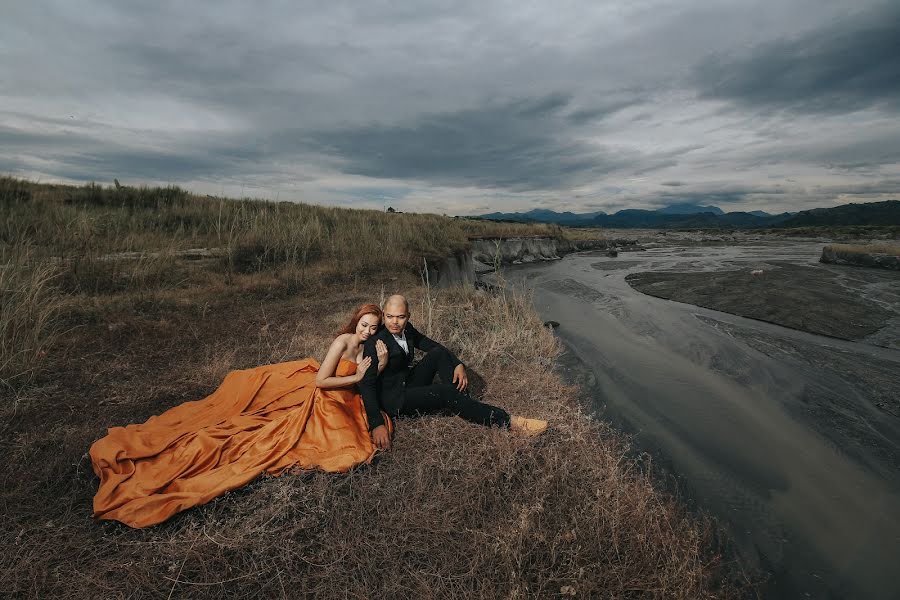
xmin=1 ymin=178 xmax=744 ymax=598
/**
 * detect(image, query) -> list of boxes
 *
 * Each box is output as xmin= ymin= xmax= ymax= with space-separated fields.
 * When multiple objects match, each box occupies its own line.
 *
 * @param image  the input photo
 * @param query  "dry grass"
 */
xmin=0 ymin=176 xmax=742 ymax=598
xmin=2 ymin=177 xmax=582 ymax=269
xmin=0 ymin=278 xmax=743 ymax=599
xmin=2 ymin=176 xmax=598 ymax=381
xmin=456 ymin=218 xmax=573 ymax=240
xmin=825 ymin=242 xmax=900 ymax=256
xmin=0 ymin=247 xmax=62 ymax=384
xmin=549 ymin=226 xmax=608 ymax=241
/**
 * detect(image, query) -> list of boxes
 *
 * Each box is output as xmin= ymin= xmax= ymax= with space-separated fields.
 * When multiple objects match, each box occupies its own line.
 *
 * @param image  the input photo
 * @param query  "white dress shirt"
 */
xmin=392 ymin=330 xmax=410 ymax=355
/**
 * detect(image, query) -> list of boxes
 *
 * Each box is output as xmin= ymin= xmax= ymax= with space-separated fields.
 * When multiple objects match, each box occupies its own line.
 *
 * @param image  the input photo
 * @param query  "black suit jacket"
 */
xmin=358 ymin=322 xmax=462 ymax=430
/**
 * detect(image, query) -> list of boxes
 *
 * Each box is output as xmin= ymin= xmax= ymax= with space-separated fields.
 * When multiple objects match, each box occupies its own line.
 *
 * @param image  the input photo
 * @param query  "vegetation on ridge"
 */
xmin=2 ymin=176 xmax=571 ymax=267
xmin=0 ymin=177 xmax=576 ymax=383
xmin=824 ymin=242 xmax=900 ymax=256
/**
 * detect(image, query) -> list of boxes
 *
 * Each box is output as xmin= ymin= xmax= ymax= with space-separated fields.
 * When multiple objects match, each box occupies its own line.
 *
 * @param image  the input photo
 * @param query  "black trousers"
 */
xmin=399 ymin=347 xmax=511 ymax=428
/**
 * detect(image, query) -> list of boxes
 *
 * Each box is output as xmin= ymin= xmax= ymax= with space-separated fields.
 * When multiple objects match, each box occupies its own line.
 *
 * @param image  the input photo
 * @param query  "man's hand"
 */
xmin=371 ymin=425 xmax=391 ymax=450
xmin=452 ymin=364 xmax=468 ymax=392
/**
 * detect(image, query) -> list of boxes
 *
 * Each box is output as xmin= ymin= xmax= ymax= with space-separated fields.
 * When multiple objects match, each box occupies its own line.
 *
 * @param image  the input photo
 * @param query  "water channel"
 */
xmin=508 ymin=240 xmax=900 ymax=599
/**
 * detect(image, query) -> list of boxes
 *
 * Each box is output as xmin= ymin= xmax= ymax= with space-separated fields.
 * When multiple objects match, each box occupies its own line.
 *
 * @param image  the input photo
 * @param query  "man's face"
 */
xmin=384 ymin=304 xmax=409 ymax=335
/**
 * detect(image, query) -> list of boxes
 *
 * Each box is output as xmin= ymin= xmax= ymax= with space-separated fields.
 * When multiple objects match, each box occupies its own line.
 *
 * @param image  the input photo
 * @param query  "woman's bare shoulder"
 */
xmin=330 ymin=333 xmax=352 ymax=348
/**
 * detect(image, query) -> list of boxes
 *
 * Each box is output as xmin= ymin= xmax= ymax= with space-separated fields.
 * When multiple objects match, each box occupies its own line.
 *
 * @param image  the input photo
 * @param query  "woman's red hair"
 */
xmin=337 ymin=303 xmax=383 ymax=336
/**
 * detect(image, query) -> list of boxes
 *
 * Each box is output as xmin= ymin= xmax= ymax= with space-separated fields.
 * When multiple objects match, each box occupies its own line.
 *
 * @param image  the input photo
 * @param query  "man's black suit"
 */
xmin=359 ymin=322 xmax=510 ymax=431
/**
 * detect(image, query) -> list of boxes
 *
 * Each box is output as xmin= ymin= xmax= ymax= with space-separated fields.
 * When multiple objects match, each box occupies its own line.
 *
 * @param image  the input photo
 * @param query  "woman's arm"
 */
xmin=316 ymin=335 xmax=368 ymax=389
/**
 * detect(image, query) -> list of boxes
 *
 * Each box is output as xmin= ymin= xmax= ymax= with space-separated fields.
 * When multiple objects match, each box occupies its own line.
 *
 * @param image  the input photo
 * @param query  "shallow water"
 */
xmin=509 ymin=241 xmax=900 ymax=600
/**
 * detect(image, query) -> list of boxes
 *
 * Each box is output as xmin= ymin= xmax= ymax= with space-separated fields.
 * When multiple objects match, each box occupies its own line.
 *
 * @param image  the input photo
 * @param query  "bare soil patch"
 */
xmin=626 ymin=262 xmax=899 ymax=345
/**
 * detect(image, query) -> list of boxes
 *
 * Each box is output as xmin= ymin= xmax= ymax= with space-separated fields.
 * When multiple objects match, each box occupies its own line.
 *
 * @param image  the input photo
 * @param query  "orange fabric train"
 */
xmin=90 ymin=358 xmax=390 ymax=528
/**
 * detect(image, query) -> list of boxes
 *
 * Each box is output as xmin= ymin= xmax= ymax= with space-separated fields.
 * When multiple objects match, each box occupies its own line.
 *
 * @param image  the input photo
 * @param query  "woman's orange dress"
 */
xmin=89 ymin=358 xmax=390 ymax=528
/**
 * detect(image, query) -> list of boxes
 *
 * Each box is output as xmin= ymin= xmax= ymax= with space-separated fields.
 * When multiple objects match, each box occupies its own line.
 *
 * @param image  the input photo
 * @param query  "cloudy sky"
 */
xmin=2 ymin=0 xmax=899 ymax=215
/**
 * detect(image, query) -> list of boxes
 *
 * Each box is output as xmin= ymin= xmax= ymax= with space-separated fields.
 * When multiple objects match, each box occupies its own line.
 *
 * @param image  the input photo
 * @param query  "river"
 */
xmin=507 ymin=239 xmax=900 ymax=600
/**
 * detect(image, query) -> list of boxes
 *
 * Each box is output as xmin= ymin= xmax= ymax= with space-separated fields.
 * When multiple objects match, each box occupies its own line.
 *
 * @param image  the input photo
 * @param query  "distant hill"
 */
xmin=588 ymin=210 xmax=793 ymax=229
xmin=654 ymin=203 xmax=724 ymax=215
xmin=477 ymin=208 xmax=605 ymax=224
xmin=474 ymin=199 xmax=900 ymax=229
xmin=775 ymin=200 xmax=900 ymax=228
xmin=479 ymin=203 xmax=723 ymax=224
xmin=475 ymin=207 xmax=792 ymax=229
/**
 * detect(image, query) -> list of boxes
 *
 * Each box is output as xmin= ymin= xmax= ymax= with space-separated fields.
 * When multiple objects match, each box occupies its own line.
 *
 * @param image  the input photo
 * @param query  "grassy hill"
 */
xmin=0 ymin=177 xmax=741 ymax=598
xmin=776 ymin=200 xmax=900 ymax=227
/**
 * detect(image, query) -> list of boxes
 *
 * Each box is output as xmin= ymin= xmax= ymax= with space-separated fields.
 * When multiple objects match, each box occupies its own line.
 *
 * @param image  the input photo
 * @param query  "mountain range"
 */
xmin=475 ymin=200 xmax=900 ymax=229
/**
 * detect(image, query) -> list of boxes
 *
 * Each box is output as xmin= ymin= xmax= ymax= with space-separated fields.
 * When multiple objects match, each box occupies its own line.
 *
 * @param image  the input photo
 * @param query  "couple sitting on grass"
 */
xmin=90 ymin=294 xmax=547 ymax=528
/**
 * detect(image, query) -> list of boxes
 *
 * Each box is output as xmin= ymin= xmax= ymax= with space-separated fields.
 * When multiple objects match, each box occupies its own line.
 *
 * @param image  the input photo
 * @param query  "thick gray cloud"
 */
xmin=303 ymin=95 xmax=673 ymax=190
xmin=694 ymin=2 xmax=900 ymax=114
xmin=613 ymin=179 xmax=900 ymax=215
xmin=0 ymin=119 xmax=275 ymax=185
xmin=1 ymin=0 xmax=898 ymax=214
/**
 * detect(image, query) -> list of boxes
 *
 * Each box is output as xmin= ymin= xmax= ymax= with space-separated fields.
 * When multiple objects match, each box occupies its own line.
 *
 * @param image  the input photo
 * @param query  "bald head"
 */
xmin=384 ymin=294 xmax=409 ymax=313
xmin=383 ymin=295 xmax=410 ymax=334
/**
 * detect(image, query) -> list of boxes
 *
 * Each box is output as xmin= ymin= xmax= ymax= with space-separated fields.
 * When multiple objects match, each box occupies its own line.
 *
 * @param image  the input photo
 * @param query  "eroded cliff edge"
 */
xmin=425 ymin=236 xmax=639 ymax=287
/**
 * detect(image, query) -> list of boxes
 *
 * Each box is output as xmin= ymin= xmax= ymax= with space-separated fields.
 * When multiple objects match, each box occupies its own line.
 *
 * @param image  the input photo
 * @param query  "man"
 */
xmin=359 ymin=294 xmax=547 ymax=450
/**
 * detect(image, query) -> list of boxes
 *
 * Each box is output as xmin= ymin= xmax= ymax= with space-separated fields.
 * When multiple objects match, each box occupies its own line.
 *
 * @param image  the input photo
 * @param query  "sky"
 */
xmin=2 ymin=0 xmax=899 ymax=215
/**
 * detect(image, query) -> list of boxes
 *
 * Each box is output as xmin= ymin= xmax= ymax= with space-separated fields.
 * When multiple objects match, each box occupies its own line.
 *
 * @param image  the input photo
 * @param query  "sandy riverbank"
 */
xmin=510 ymin=236 xmax=900 ymax=599
xmin=625 ymin=261 xmax=900 ymax=348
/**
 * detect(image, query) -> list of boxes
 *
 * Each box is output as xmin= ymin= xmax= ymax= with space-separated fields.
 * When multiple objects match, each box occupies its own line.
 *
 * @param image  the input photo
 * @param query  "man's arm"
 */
xmin=407 ymin=323 xmax=462 ymax=367
xmin=358 ymin=338 xmax=385 ymax=431
xmin=407 ymin=323 xmax=468 ymax=391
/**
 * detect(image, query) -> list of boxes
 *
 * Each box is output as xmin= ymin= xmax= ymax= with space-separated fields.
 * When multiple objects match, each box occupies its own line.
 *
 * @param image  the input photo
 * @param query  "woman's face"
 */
xmin=355 ymin=313 xmax=380 ymax=341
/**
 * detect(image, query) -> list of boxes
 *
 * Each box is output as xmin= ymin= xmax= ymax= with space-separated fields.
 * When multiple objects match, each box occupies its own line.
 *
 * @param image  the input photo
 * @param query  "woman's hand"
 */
xmin=355 ymin=356 xmax=373 ymax=382
xmin=376 ymin=340 xmax=388 ymax=369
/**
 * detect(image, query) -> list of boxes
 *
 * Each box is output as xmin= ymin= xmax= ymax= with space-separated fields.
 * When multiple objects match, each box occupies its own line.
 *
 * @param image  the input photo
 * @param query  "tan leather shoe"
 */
xmin=510 ymin=416 xmax=548 ymax=436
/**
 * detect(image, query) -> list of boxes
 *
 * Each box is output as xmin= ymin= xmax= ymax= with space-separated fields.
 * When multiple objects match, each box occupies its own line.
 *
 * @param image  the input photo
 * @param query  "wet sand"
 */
xmin=507 ymin=237 xmax=900 ymax=600
xmin=625 ymin=262 xmax=899 ymax=347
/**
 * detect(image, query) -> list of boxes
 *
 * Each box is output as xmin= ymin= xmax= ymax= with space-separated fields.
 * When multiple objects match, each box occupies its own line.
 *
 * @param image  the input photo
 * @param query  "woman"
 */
xmin=90 ymin=304 xmax=392 ymax=528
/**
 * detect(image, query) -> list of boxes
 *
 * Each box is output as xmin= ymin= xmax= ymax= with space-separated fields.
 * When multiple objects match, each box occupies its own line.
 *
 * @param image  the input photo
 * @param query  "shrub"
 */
xmin=0 ymin=176 xmax=33 ymax=203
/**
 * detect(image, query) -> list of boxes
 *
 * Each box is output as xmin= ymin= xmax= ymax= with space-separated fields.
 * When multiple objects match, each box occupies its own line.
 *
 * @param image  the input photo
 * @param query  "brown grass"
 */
xmin=0 ymin=277 xmax=743 ymax=599
xmin=2 ymin=177 xmax=584 ymax=266
xmin=0 ymin=176 xmax=742 ymax=598
xmin=2 ymin=176 xmax=602 ymax=381
xmin=0 ymin=247 xmax=62 ymax=384
xmin=825 ymin=242 xmax=900 ymax=256
xmin=456 ymin=218 xmax=575 ymax=240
